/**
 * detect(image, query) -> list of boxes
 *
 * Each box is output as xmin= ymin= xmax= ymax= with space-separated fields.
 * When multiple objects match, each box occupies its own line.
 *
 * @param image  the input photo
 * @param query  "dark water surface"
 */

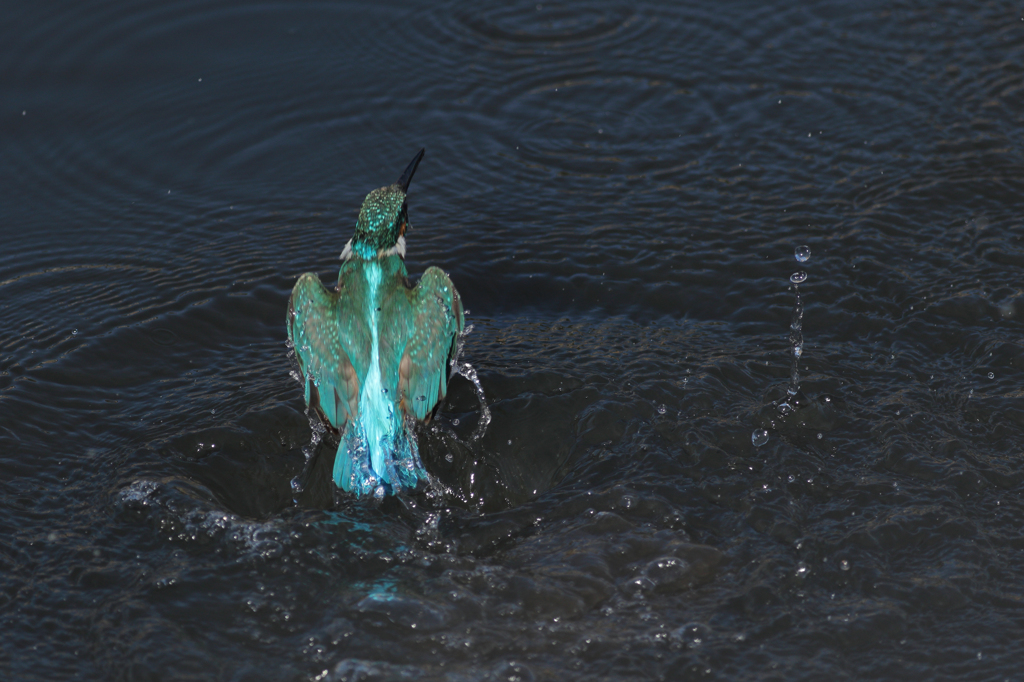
xmin=4 ymin=0 xmax=1024 ymax=679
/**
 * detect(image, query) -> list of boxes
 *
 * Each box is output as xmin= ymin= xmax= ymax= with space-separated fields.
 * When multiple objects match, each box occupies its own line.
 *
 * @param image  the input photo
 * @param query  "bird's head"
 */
xmin=343 ymin=149 xmax=424 ymax=260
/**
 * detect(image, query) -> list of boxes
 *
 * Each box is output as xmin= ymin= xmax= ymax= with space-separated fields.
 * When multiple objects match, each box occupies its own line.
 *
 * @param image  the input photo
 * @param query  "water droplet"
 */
xmin=454 ymin=360 xmax=491 ymax=443
xmin=790 ymin=271 xmax=807 ymax=284
xmin=72 ymin=329 xmax=78 ymax=335
xmin=657 ymin=404 xmax=667 ymax=415
xmin=817 ymin=433 xmax=822 ymax=439
xmin=840 ymin=559 xmax=850 ymax=571
xmin=445 ymin=452 xmax=453 ymax=462
xmin=210 ymin=408 xmax=216 ymax=414
xmin=751 ymin=429 xmax=769 ymax=447
xmin=988 ymin=372 xmax=995 ymax=379
xmin=452 ymin=418 xmax=460 ymax=426
xmin=795 ymin=245 xmax=811 ymax=263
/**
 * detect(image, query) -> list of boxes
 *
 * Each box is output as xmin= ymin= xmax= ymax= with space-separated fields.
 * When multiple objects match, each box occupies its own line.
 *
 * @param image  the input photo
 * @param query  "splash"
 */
xmin=449 ymin=323 xmax=491 ymax=442
xmin=449 ymin=323 xmax=472 ymax=378
xmin=290 ymin=411 xmax=327 ymax=496
xmin=117 ymin=480 xmax=285 ymax=559
xmin=779 ymin=267 xmax=807 ymax=413
xmin=455 ymin=361 xmax=491 ymax=442
xmin=753 ymin=244 xmax=817 ymax=444
xmin=778 ymin=245 xmax=811 ymax=412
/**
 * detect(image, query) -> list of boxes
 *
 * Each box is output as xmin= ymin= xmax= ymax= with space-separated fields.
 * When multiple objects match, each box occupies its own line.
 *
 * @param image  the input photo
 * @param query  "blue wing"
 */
xmin=387 ymin=266 xmax=464 ymax=422
xmin=286 ymin=272 xmax=368 ymax=431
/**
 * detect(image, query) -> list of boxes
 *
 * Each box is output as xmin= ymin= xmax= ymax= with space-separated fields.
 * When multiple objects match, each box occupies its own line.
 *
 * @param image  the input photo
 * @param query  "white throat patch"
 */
xmin=380 ymin=235 xmax=406 ymax=258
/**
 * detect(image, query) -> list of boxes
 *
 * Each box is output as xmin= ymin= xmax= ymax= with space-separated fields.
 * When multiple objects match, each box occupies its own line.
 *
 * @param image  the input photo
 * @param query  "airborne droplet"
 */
xmin=752 ymin=429 xmax=769 ymax=447
xmin=795 ymin=245 xmax=811 ymax=263
xmin=790 ymin=271 xmax=807 ymax=284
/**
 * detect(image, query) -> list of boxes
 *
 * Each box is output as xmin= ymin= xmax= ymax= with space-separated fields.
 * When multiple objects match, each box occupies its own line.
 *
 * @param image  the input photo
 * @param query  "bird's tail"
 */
xmin=333 ymin=419 xmax=428 ymax=497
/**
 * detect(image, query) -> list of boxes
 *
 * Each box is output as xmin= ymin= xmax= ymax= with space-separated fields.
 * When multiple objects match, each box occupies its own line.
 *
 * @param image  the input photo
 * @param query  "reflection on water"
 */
xmin=3 ymin=0 xmax=1024 ymax=679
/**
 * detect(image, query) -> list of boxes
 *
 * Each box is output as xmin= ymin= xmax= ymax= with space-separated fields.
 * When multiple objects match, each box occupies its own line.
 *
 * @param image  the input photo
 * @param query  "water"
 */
xmin=787 ymin=270 xmax=807 ymax=395
xmin=3 ymin=0 xmax=1024 ymax=679
xmin=449 ymin=324 xmax=492 ymax=444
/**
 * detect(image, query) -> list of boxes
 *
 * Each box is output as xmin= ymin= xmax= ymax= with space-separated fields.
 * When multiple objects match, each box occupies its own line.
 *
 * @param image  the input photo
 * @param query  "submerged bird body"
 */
xmin=287 ymin=150 xmax=463 ymax=497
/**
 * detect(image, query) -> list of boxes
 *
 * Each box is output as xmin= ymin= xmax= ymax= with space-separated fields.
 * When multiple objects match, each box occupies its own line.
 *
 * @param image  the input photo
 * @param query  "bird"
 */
xmin=286 ymin=149 xmax=464 ymax=498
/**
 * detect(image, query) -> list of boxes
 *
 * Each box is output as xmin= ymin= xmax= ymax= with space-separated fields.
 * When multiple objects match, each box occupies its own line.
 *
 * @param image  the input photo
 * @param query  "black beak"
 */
xmin=396 ymin=148 xmax=425 ymax=193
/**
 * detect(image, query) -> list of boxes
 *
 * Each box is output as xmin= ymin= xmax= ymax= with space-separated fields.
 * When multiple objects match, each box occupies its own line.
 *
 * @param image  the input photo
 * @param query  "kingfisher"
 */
xmin=287 ymin=149 xmax=464 ymax=497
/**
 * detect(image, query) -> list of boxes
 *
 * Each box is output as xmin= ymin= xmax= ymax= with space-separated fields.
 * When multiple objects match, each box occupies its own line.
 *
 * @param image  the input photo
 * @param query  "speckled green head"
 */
xmin=349 ymin=149 xmax=424 ymax=256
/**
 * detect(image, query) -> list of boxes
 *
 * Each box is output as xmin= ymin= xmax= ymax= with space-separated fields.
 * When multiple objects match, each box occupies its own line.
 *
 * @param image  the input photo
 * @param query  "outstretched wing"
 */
xmin=394 ymin=267 xmax=464 ymax=422
xmin=286 ymin=272 xmax=368 ymax=431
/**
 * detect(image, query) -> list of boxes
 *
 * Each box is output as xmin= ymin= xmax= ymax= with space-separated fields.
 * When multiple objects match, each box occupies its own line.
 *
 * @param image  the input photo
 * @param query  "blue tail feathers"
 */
xmin=332 ymin=421 xmax=428 ymax=496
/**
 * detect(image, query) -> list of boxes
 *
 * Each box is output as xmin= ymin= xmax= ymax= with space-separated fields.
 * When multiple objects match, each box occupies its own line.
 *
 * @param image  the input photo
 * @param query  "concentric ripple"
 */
xmin=453 ymin=2 xmax=640 ymax=52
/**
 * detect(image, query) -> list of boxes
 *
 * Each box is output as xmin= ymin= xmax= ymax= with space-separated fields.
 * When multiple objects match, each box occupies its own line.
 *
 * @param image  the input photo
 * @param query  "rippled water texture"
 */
xmin=4 ymin=1 xmax=1024 ymax=679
